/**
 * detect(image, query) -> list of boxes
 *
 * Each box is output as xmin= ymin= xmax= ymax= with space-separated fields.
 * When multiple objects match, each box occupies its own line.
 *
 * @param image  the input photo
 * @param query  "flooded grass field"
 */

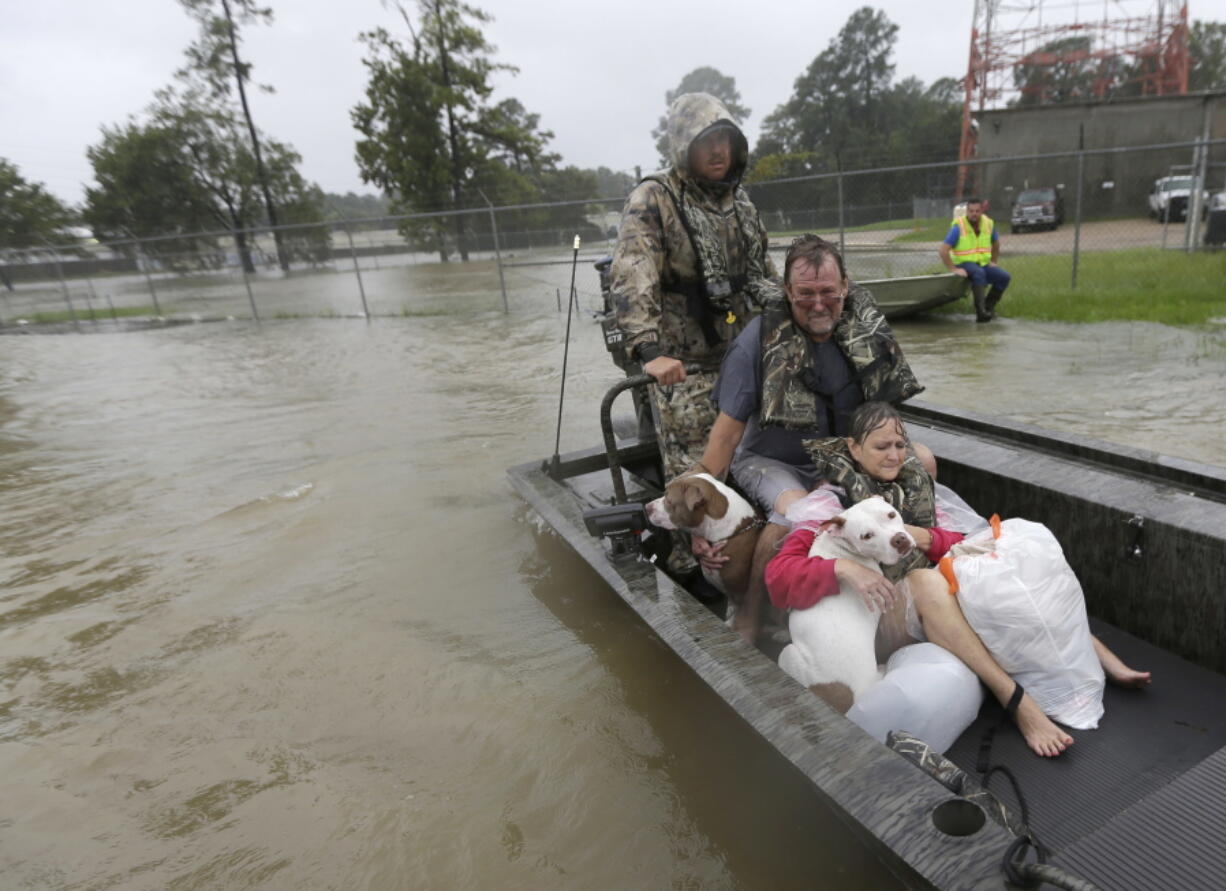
xmin=2 ymin=259 xmax=1223 ymax=888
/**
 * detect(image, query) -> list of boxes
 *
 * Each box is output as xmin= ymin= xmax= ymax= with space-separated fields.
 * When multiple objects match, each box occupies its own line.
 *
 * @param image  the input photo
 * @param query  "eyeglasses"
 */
xmin=787 ymin=289 xmax=845 ymax=308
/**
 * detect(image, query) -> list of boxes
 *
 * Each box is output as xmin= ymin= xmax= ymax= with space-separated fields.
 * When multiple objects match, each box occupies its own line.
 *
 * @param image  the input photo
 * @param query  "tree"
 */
xmin=177 ymin=0 xmax=290 ymax=269
xmin=757 ymin=7 xmax=899 ymax=165
xmin=353 ymin=1 xmax=565 ymax=261
xmin=83 ymin=121 xmax=221 ymax=268
xmin=84 ymin=103 xmax=328 ymax=272
xmin=591 ymin=166 xmax=635 ymax=198
xmin=322 ymin=191 xmax=392 ymax=227
xmin=83 ymin=0 xmax=326 ymax=274
xmin=0 ymin=159 xmax=77 ymax=251
xmin=750 ymin=8 xmax=962 ymax=229
xmin=1190 ymin=20 xmax=1226 ymax=91
xmin=1010 ymin=36 xmax=1131 ymax=106
xmin=650 ymin=67 xmax=751 ymax=167
xmin=475 ymin=98 xmax=558 ymax=174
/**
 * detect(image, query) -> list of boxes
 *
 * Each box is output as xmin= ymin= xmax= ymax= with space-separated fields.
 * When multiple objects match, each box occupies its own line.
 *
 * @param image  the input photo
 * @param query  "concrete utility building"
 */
xmin=970 ymin=91 xmax=1225 ymax=221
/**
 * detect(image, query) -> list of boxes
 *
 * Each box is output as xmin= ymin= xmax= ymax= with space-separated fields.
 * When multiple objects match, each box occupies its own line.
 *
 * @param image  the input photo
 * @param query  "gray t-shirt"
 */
xmin=713 ymin=315 xmax=862 ymax=468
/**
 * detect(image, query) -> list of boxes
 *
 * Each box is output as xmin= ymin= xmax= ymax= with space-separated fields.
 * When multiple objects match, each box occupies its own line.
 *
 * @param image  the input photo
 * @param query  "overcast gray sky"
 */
xmin=4 ymin=0 xmax=1224 ymax=206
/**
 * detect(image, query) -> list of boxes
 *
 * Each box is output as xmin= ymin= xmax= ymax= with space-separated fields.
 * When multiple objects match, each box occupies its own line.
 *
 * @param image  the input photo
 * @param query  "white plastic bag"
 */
xmin=785 ymin=482 xmax=990 ymax=536
xmin=945 ymin=518 xmax=1105 ymax=729
xmin=933 ymin=482 xmax=991 ymax=537
xmin=847 ymin=642 xmax=984 ymax=752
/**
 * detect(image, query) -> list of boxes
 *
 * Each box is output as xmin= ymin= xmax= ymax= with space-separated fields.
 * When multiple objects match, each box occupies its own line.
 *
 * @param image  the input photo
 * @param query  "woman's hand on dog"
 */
xmin=835 ymin=560 xmax=898 ymax=614
xmin=691 ymin=535 xmax=728 ymax=572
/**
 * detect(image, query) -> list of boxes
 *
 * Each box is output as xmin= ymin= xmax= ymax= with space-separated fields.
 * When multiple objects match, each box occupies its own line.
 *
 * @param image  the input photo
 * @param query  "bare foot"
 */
xmin=1013 ymin=694 xmax=1074 ymax=758
xmin=1107 ymin=665 xmax=1152 ymax=688
xmin=1093 ymin=636 xmax=1151 ymax=688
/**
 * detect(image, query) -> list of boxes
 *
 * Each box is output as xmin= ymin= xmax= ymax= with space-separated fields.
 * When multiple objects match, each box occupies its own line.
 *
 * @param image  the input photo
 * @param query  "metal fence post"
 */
xmin=236 ymin=228 xmax=261 ymax=322
xmin=1188 ymin=103 xmax=1213 ymax=254
xmin=490 ymin=205 xmax=509 ymax=313
xmin=1188 ymin=142 xmax=1210 ymax=254
xmin=1162 ymin=194 xmax=1172 ymax=250
xmin=40 ymin=240 xmax=79 ymax=330
xmin=340 ymin=221 xmax=370 ymax=319
xmin=837 ymin=173 xmax=846 ymax=257
xmin=86 ymin=277 xmax=103 ymax=326
xmin=1071 ymin=151 xmax=1086 ymax=289
xmin=479 ymin=189 xmax=509 ymax=312
xmin=136 ymin=241 xmax=163 ymax=317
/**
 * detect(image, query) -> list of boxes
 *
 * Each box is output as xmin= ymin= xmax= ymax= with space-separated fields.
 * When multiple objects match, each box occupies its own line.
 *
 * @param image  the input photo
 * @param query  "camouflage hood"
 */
xmin=665 ymin=92 xmax=749 ymax=185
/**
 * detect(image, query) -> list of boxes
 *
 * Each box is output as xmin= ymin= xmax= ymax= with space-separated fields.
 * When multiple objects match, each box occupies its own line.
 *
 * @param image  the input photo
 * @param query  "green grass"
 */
xmin=892 ymin=219 xmax=957 ymax=243
xmin=774 ymin=217 xmax=948 ymax=240
xmin=930 ymin=248 xmax=1226 ymax=324
xmin=19 ymin=305 xmax=161 ymax=324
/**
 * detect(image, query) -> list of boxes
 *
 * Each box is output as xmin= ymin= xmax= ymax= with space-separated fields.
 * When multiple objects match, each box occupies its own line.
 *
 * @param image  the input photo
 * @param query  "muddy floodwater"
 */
xmin=2 ymin=260 xmax=1224 ymax=889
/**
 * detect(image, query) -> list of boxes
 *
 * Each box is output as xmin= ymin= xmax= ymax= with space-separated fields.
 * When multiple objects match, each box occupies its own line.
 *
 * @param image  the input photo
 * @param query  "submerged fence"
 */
xmin=2 ymin=138 xmax=1223 ymax=327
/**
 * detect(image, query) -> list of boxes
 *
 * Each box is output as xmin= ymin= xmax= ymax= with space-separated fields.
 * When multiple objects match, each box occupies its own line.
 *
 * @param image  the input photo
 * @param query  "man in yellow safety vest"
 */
xmin=938 ymin=198 xmax=1011 ymax=322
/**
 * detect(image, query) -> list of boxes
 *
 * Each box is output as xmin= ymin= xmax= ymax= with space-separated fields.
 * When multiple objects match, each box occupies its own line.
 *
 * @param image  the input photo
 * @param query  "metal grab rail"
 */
xmin=599 ymin=364 xmax=701 ymax=504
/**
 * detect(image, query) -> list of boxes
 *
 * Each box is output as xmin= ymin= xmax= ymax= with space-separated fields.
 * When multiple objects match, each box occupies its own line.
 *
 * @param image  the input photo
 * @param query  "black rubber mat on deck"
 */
xmin=944 ymin=619 xmax=1226 ymax=887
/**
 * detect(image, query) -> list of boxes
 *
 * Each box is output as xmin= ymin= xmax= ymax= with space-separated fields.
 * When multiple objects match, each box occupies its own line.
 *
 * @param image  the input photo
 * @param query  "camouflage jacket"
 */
xmin=758 ymin=283 xmax=924 ymax=431
xmin=611 ymin=93 xmax=779 ymax=368
xmin=802 ymin=436 xmax=937 ymax=581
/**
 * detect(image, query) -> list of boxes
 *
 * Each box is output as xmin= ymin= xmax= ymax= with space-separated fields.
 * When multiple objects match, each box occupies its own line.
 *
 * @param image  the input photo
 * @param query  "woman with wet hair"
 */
xmin=766 ymin=402 xmax=1149 ymax=758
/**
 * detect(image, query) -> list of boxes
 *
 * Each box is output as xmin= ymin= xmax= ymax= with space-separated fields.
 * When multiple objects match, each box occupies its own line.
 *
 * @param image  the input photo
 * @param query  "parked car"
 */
xmin=1148 ymin=176 xmax=1210 ymax=222
xmin=1009 ymin=187 xmax=1064 ymax=232
xmin=1206 ymin=188 xmax=1226 ymax=247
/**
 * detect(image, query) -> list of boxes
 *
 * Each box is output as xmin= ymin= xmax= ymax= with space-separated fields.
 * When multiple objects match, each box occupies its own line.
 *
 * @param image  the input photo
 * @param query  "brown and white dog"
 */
xmin=777 ymin=496 xmax=916 ymax=712
xmin=644 ymin=473 xmax=762 ymax=599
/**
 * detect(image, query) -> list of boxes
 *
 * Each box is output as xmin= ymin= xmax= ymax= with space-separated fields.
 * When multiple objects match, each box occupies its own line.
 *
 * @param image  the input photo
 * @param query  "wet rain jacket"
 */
xmin=610 ymin=92 xmax=779 ymax=368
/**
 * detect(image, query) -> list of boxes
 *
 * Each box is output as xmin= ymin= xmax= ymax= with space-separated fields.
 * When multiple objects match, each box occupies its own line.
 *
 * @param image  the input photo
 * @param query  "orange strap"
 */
xmin=938 ymin=555 xmax=959 ymax=595
xmin=940 ymin=515 xmax=1002 ymax=595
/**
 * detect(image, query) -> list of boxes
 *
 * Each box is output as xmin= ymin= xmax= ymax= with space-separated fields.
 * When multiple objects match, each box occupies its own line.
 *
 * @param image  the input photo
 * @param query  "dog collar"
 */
xmin=710 ymin=514 xmax=767 ymax=545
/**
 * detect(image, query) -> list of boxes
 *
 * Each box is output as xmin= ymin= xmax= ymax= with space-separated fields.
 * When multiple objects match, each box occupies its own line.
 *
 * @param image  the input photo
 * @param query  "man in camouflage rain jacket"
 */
xmin=610 ymin=92 xmax=777 ymax=575
xmin=693 ymin=235 xmax=925 ymax=642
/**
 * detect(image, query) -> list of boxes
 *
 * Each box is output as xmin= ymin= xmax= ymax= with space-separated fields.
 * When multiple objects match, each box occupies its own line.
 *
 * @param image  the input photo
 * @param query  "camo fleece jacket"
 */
xmin=610 ymin=92 xmax=779 ymax=368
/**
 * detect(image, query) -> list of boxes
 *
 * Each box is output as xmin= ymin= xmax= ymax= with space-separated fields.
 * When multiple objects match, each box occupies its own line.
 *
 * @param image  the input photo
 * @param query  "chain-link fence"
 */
xmin=2 ymin=139 xmax=1223 ymax=329
xmin=0 ymin=195 xmax=630 ymax=327
xmin=746 ymin=137 xmax=1226 ymax=284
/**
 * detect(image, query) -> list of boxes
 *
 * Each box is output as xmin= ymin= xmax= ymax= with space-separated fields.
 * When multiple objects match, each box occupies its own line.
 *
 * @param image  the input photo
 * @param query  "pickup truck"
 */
xmin=1009 ymin=187 xmax=1064 ymax=232
xmin=1148 ymin=176 xmax=1209 ymax=222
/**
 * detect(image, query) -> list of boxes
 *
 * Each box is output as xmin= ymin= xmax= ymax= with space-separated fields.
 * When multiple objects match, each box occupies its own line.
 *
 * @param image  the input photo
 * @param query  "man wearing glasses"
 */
xmin=690 ymin=235 xmax=924 ymax=643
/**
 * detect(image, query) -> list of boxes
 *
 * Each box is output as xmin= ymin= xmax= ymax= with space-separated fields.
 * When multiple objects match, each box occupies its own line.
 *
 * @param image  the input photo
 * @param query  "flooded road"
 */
xmin=1 ymin=263 xmax=1223 ymax=889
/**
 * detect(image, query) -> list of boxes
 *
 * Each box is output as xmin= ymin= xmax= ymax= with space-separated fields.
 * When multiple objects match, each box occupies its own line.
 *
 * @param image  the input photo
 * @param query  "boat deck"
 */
xmin=945 ymin=619 xmax=1226 ymax=890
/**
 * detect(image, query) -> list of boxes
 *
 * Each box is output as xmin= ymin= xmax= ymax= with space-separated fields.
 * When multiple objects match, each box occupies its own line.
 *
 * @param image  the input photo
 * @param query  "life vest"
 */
xmin=642 ymin=173 xmax=769 ymax=344
xmin=802 ymin=437 xmax=936 ymax=582
xmin=759 ymin=284 xmax=923 ymax=432
xmin=950 ymin=215 xmax=993 ymax=266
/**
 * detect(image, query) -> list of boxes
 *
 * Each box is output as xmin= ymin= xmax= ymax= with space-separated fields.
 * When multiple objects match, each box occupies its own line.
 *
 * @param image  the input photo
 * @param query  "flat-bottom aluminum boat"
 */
xmin=510 ymin=383 xmax=1226 ymax=890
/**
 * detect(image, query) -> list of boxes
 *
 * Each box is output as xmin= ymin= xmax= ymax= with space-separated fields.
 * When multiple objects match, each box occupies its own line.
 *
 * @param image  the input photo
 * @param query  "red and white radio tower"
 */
xmin=956 ymin=0 xmax=1190 ymax=197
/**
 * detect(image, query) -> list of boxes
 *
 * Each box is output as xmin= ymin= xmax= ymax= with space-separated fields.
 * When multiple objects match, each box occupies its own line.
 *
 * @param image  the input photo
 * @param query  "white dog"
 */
xmin=777 ymin=496 xmax=916 ymax=712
